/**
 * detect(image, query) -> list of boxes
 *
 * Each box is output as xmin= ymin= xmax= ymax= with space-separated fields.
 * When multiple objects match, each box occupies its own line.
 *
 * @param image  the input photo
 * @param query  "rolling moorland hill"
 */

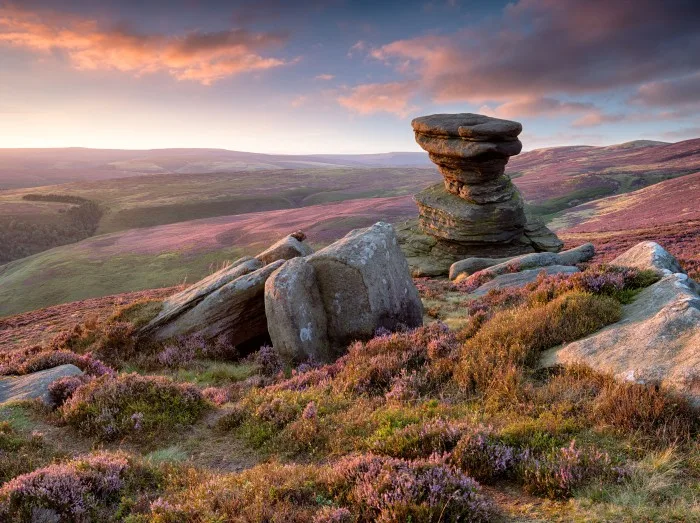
xmin=0 ymin=148 xmax=431 ymax=190
xmin=2 ymin=138 xmax=700 ymax=316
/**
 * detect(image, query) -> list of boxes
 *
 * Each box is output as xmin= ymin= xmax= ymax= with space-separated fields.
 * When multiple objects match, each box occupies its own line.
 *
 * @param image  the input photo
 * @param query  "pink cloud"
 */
xmin=315 ymin=73 xmax=335 ymax=81
xmin=366 ymin=0 xmax=699 ymax=116
xmin=337 ymin=81 xmax=419 ymax=117
xmin=0 ymin=5 xmax=290 ymax=85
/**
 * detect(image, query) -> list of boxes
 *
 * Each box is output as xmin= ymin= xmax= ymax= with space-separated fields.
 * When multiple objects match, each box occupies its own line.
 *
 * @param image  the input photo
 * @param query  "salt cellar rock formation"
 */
xmin=398 ymin=113 xmax=563 ymax=276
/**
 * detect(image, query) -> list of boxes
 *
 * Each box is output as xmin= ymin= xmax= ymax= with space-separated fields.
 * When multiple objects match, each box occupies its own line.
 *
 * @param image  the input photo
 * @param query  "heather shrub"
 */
xmin=0 ymin=452 xmax=161 ymax=522
xmin=457 ymin=291 xmax=621 ymax=393
xmin=593 ymin=380 xmax=697 ymax=444
xmin=256 ymin=344 xmax=283 ymax=376
xmin=148 ymin=462 xmax=328 ymax=522
xmin=60 ymin=373 xmax=208 ymax=441
xmin=47 ymin=374 xmax=94 ymax=407
xmin=450 ymin=426 xmax=517 ymax=483
xmin=327 ymin=454 xmax=495 ymax=522
xmin=369 ymin=418 xmax=464 ymax=459
xmin=518 ymin=440 xmax=627 ymax=499
xmin=0 ymin=423 xmax=54 ymax=484
xmin=335 ymin=323 xmax=455 ymax=396
xmin=0 ymin=348 xmax=113 ymax=377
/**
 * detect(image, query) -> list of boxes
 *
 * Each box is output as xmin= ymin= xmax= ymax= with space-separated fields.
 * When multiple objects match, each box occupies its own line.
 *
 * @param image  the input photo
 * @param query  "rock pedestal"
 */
xmin=399 ymin=113 xmax=563 ymax=276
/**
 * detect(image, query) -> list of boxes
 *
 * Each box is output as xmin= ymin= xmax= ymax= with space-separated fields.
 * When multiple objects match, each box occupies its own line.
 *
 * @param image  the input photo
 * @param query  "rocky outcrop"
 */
xmin=255 ymin=233 xmax=313 ymax=265
xmin=146 ymin=260 xmax=284 ymax=343
xmin=399 ymin=113 xmax=563 ymax=276
xmin=264 ymin=257 xmax=330 ymax=363
xmin=141 ymin=233 xmax=313 ymax=344
xmin=541 ymin=272 xmax=700 ymax=405
xmin=265 ymin=222 xmax=423 ymax=362
xmin=472 ymin=265 xmax=580 ymax=296
xmin=0 ymin=364 xmax=83 ymax=405
xmin=450 ymin=243 xmax=595 ymax=280
xmin=610 ymin=241 xmax=685 ymax=276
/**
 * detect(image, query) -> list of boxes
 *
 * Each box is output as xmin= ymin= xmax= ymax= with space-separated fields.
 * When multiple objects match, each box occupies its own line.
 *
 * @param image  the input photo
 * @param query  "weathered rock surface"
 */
xmin=0 ymin=364 xmax=83 ymax=405
xmin=148 ymin=260 xmax=284 ymax=343
xmin=401 ymin=113 xmax=564 ymax=275
xmin=142 ymin=233 xmax=313 ymax=342
xmin=541 ymin=273 xmax=700 ymax=405
xmin=450 ymin=243 xmax=595 ymax=280
xmin=266 ymin=222 xmax=423 ymax=361
xmin=145 ymin=257 xmax=263 ymax=332
xmin=473 ymin=265 xmax=580 ymax=296
xmin=415 ymin=183 xmax=527 ymax=243
xmin=256 ymin=234 xmax=313 ymax=265
xmin=611 ymin=241 xmax=685 ymax=276
xmin=264 ymin=257 xmax=330 ymax=362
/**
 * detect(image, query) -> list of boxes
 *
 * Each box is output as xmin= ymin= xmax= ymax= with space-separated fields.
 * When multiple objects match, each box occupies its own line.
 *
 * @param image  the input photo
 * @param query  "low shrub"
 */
xmin=0 ymin=348 xmax=113 ymax=377
xmin=369 ymin=418 xmax=464 ymax=459
xmin=518 ymin=440 xmax=627 ymax=499
xmin=327 ymin=454 xmax=496 ymax=522
xmin=593 ymin=380 xmax=698 ymax=444
xmin=0 ymin=423 xmax=55 ymax=484
xmin=0 ymin=452 xmax=161 ymax=522
xmin=450 ymin=426 xmax=517 ymax=483
xmin=60 ymin=373 xmax=208 ymax=441
xmin=457 ymin=291 xmax=621 ymax=394
xmin=47 ymin=374 xmax=94 ymax=407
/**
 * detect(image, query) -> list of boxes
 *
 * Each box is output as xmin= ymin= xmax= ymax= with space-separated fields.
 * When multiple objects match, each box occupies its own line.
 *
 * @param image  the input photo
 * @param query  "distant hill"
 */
xmin=510 ymin=138 xmax=700 ymax=215
xmin=0 ymin=148 xmax=431 ymax=189
xmin=555 ymin=171 xmax=700 ymax=278
xmin=0 ymin=195 xmax=417 ymax=317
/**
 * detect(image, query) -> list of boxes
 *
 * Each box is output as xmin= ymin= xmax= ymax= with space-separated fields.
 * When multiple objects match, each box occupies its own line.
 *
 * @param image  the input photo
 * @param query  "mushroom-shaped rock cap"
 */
xmin=412 ymin=113 xmax=522 ymax=141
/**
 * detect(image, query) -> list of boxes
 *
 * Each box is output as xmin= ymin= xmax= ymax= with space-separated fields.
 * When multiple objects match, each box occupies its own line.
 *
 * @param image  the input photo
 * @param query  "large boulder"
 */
xmin=264 ymin=257 xmax=330 ymax=362
xmin=472 ymin=265 xmax=580 ymax=296
xmin=610 ymin=241 xmax=685 ymax=276
xmin=450 ymin=243 xmax=595 ymax=280
xmin=0 ymin=364 xmax=83 ymax=405
xmin=256 ymin=234 xmax=313 ymax=265
xmin=541 ymin=273 xmax=700 ymax=405
xmin=141 ymin=233 xmax=313 ymax=343
xmin=144 ymin=257 xmax=263 ymax=333
xmin=147 ymin=260 xmax=284 ymax=343
xmin=265 ymin=222 xmax=423 ymax=362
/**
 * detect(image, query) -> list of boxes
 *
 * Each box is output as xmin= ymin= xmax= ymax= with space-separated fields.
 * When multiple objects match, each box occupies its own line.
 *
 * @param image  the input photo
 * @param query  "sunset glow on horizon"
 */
xmin=1 ymin=0 xmax=699 ymax=154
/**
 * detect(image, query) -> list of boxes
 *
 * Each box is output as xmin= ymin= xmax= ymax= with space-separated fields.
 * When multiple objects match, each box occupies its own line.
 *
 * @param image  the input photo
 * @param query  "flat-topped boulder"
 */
xmin=400 ymin=112 xmax=564 ymax=275
xmin=415 ymin=183 xmax=527 ymax=243
xmin=412 ymin=113 xmax=522 ymax=142
xmin=0 ymin=365 xmax=83 ymax=405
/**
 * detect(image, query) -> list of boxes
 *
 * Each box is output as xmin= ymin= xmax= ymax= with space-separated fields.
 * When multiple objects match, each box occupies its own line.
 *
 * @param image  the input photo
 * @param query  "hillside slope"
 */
xmin=556 ymin=172 xmax=700 ymax=277
xmin=0 ymin=148 xmax=430 ymax=189
xmin=0 ymin=196 xmax=417 ymax=317
xmin=510 ymin=138 xmax=700 ymax=214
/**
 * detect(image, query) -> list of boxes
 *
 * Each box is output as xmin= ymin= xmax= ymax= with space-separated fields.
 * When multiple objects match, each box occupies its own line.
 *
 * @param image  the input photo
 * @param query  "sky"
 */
xmin=1 ymin=0 xmax=699 ymax=154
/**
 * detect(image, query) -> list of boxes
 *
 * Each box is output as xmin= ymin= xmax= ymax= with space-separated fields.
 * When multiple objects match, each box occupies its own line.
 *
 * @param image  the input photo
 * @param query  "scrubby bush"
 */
xmin=60 ymin=373 xmax=208 ymax=441
xmin=518 ymin=440 xmax=627 ymax=499
xmin=0 ymin=423 xmax=54 ymax=484
xmin=457 ymin=291 xmax=621 ymax=394
xmin=0 ymin=348 xmax=113 ymax=377
xmin=450 ymin=426 xmax=517 ymax=483
xmin=369 ymin=418 xmax=464 ymax=459
xmin=0 ymin=452 xmax=160 ymax=522
xmin=327 ymin=454 xmax=495 ymax=522
xmin=48 ymin=374 xmax=94 ymax=407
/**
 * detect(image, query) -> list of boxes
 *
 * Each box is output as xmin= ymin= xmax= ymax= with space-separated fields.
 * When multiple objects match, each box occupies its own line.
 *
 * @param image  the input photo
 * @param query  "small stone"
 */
xmin=0 ymin=364 xmax=83 ymax=405
xmin=255 ymin=234 xmax=313 ymax=265
xmin=611 ymin=241 xmax=685 ymax=276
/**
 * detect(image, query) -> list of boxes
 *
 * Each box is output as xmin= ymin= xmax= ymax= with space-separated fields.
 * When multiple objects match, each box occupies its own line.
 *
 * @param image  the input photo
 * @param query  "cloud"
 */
xmin=337 ymin=81 xmax=419 ymax=117
xmin=291 ymin=95 xmax=308 ymax=108
xmin=661 ymin=126 xmax=700 ymax=141
xmin=347 ymin=40 xmax=368 ymax=58
xmin=633 ymin=73 xmax=700 ymax=108
xmin=315 ymin=73 xmax=335 ymax=81
xmin=0 ymin=5 xmax=290 ymax=85
xmin=367 ymin=0 xmax=700 ymax=114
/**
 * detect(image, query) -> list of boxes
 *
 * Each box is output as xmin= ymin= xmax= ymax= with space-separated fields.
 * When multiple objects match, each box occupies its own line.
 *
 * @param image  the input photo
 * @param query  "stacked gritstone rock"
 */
xmin=398 ymin=113 xmax=563 ymax=276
